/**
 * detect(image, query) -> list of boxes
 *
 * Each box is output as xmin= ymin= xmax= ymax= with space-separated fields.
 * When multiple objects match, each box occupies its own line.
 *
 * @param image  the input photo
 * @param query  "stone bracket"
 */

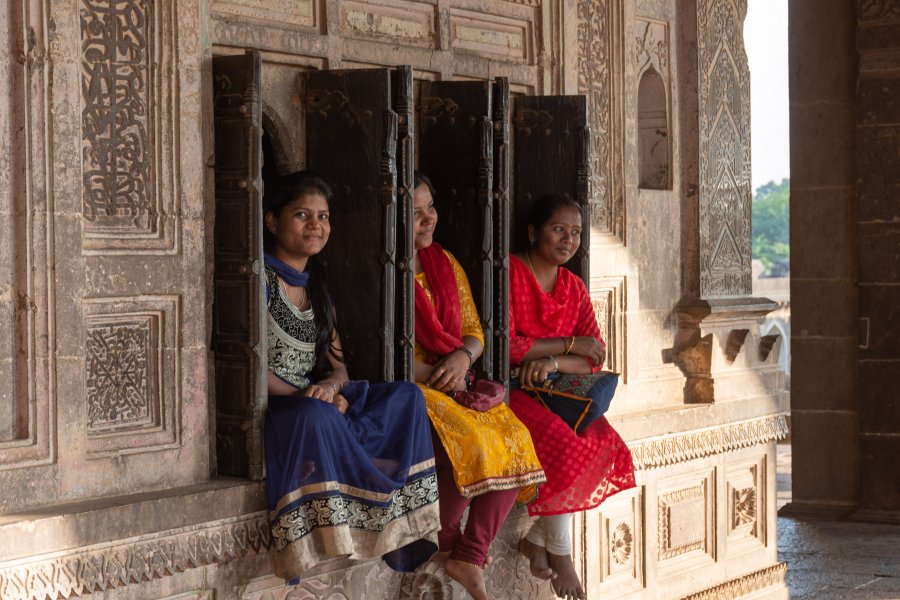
xmin=666 ymin=296 xmax=779 ymax=403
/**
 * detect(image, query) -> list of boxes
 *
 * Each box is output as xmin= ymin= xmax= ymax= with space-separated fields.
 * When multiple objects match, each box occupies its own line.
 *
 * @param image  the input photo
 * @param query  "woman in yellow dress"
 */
xmin=412 ymin=173 xmax=545 ymax=600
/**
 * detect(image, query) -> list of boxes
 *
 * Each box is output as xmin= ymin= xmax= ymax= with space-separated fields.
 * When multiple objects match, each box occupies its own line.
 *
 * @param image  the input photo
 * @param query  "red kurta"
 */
xmin=508 ymin=255 xmax=636 ymax=516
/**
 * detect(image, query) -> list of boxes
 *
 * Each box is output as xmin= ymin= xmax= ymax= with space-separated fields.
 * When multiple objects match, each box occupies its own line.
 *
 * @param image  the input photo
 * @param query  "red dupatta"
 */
xmin=414 ymin=243 xmax=463 ymax=363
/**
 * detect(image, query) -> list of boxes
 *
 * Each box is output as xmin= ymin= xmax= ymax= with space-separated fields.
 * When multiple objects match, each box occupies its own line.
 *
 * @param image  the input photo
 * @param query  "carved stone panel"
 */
xmin=341 ymin=0 xmax=436 ymax=48
xmin=590 ymin=276 xmax=626 ymax=380
xmin=449 ymin=8 xmax=534 ymax=62
xmin=726 ymin=453 xmax=767 ymax=554
xmin=576 ymin=0 xmax=625 ymax=240
xmin=82 ymin=296 xmax=180 ymax=457
xmin=657 ymin=469 xmax=716 ymax=573
xmin=210 ymin=0 xmax=317 ymax=28
xmin=697 ymin=0 xmax=752 ymax=296
xmin=80 ymin=0 xmax=179 ymax=252
xmin=596 ymin=486 xmax=644 ymax=595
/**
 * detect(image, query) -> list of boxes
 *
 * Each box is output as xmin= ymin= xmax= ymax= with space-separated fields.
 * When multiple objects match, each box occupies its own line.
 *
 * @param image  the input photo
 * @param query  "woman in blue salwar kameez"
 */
xmin=262 ymin=171 xmax=439 ymax=582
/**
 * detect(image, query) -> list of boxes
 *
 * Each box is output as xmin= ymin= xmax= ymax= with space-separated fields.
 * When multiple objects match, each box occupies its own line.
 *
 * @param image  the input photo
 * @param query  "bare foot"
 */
xmin=518 ymin=537 xmax=554 ymax=580
xmin=445 ymin=558 xmax=489 ymax=600
xmin=547 ymin=552 xmax=585 ymax=600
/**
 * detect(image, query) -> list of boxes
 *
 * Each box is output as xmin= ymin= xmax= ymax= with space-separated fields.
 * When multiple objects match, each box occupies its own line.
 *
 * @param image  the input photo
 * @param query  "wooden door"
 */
xmin=212 ymin=50 xmax=266 ymax=479
xmin=418 ymin=80 xmax=496 ymax=378
xmin=300 ymin=68 xmax=398 ymax=383
xmin=513 ymin=95 xmax=591 ymax=282
xmin=392 ymin=66 xmax=416 ymax=382
xmin=492 ymin=78 xmax=511 ymax=384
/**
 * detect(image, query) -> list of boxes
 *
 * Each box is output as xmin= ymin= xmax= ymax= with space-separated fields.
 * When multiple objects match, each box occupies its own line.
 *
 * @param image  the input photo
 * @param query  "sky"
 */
xmin=744 ymin=0 xmax=790 ymax=193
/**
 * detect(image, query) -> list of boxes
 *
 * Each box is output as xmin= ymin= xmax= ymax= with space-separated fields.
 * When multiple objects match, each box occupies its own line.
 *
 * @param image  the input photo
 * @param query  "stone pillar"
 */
xmin=855 ymin=3 xmax=900 ymax=516
xmin=787 ymin=0 xmax=859 ymax=516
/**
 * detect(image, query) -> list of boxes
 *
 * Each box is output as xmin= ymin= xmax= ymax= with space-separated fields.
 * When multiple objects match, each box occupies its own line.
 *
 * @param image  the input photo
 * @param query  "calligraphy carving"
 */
xmin=82 ymin=296 xmax=180 ymax=457
xmin=85 ymin=317 xmax=157 ymax=433
xmin=697 ymin=0 xmax=752 ymax=296
xmin=576 ymin=0 xmax=624 ymax=239
xmin=80 ymin=0 xmax=153 ymax=232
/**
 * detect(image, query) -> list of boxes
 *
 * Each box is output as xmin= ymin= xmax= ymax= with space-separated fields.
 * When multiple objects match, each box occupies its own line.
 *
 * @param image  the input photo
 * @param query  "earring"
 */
xmin=529 ymin=237 xmax=535 ymax=246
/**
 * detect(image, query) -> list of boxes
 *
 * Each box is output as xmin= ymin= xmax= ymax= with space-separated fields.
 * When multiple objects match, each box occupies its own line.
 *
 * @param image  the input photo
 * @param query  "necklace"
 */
xmin=525 ymin=250 xmax=558 ymax=292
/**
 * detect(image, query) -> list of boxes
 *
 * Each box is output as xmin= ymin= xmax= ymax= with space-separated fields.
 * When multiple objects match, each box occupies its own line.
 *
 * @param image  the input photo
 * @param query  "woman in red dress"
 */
xmin=509 ymin=194 xmax=636 ymax=600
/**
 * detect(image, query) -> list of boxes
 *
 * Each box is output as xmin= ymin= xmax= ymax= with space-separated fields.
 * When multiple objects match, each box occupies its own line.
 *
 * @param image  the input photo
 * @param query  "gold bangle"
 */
xmin=565 ymin=336 xmax=576 ymax=355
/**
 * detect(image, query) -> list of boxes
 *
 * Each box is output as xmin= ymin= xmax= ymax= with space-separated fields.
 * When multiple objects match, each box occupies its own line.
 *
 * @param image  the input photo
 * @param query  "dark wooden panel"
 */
xmin=492 ymin=78 xmax=511 ymax=386
xmin=212 ymin=50 xmax=266 ymax=480
xmin=418 ymin=80 xmax=495 ymax=378
xmin=513 ymin=95 xmax=591 ymax=282
xmin=392 ymin=66 xmax=415 ymax=382
xmin=301 ymin=68 xmax=396 ymax=382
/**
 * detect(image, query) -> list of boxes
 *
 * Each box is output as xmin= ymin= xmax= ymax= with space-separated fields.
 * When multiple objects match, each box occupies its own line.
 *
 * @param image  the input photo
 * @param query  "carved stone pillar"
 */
xmin=672 ymin=0 xmax=780 ymax=404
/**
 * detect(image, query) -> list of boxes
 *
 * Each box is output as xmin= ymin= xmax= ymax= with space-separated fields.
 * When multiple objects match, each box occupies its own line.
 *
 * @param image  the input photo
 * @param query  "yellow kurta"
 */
xmin=417 ymin=250 xmax=545 ymax=501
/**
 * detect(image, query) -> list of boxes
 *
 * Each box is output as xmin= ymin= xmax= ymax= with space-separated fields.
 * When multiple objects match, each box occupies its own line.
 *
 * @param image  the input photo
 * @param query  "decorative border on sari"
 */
xmin=270 ymin=499 xmax=440 ymax=580
xmin=271 ymin=458 xmax=436 ymax=516
xmin=270 ymin=471 xmax=439 ymax=552
xmin=459 ymin=468 xmax=547 ymax=498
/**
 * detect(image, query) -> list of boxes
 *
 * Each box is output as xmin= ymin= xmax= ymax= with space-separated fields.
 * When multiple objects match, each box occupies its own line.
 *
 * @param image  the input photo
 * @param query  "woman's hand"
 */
xmin=518 ymin=358 xmax=557 ymax=388
xmin=332 ymin=394 xmax=350 ymax=415
xmin=302 ymin=380 xmax=341 ymax=404
xmin=569 ymin=336 xmax=606 ymax=366
xmin=426 ymin=349 xmax=470 ymax=393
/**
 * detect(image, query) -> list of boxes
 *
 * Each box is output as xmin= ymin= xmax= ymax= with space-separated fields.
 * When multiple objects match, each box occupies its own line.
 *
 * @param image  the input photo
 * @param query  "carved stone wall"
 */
xmin=0 ymin=0 xmax=206 ymax=513
xmin=696 ymin=0 xmax=752 ymax=297
xmin=0 ymin=0 xmax=55 ymax=472
xmin=576 ymin=0 xmax=626 ymax=240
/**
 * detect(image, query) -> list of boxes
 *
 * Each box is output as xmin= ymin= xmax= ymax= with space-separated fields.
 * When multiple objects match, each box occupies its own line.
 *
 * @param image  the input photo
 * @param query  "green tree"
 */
xmin=752 ymin=178 xmax=790 ymax=275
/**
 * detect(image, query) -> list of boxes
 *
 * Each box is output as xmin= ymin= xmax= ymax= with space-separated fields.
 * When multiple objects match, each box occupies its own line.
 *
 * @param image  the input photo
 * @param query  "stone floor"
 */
xmin=776 ymin=443 xmax=900 ymax=599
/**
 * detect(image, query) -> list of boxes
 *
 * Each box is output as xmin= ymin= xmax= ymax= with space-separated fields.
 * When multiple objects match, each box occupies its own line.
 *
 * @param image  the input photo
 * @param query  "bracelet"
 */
xmin=456 ymin=345 xmax=476 ymax=366
xmin=548 ymin=355 xmax=559 ymax=373
xmin=323 ymin=380 xmax=340 ymax=394
xmin=565 ymin=336 xmax=576 ymax=355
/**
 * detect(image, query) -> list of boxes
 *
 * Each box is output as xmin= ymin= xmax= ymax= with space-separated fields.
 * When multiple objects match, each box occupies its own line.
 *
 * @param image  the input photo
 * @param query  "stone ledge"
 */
xmin=627 ymin=413 xmax=789 ymax=471
xmin=678 ymin=562 xmax=788 ymax=600
xmin=0 ymin=479 xmax=265 ymax=561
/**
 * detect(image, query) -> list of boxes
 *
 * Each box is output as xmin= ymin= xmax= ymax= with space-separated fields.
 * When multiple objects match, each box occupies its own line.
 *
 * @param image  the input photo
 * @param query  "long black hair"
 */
xmin=264 ymin=170 xmax=343 ymax=374
xmin=520 ymin=194 xmax=583 ymax=250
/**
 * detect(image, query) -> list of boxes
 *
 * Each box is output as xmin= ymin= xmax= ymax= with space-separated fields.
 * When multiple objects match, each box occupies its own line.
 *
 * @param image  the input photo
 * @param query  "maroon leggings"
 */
xmin=433 ymin=435 xmax=519 ymax=566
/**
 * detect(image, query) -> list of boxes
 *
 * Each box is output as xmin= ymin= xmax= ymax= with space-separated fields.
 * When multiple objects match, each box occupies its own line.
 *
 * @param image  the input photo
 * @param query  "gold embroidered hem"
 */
xmin=420 ymin=384 xmax=546 ymax=504
xmin=271 ymin=498 xmax=440 ymax=579
xmin=269 ymin=472 xmax=440 ymax=579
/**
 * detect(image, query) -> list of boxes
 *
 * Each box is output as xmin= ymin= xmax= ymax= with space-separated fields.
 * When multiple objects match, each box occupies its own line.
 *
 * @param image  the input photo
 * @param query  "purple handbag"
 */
xmin=452 ymin=379 xmax=506 ymax=412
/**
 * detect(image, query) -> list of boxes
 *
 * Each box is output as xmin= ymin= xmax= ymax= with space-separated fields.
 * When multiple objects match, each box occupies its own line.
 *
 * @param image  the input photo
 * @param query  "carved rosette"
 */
xmin=697 ymin=0 xmax=753 ymax=296
xmin=610 ymin=522 xmax=634 ymax=565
